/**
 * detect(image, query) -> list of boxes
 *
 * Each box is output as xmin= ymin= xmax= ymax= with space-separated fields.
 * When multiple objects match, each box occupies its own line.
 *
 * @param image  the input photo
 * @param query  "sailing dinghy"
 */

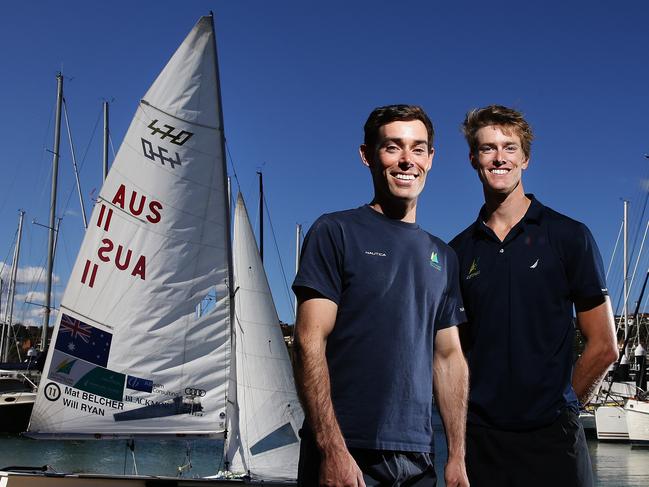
xmin=1 ymin=14 xmax=303 ymax=485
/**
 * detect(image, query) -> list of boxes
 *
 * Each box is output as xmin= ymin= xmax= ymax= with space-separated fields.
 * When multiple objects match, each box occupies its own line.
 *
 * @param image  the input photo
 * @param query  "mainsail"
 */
xmin=29 ymin=16 xmax=232 ymax=438
xmin=224 ymin=195 xmax=303 ymax=480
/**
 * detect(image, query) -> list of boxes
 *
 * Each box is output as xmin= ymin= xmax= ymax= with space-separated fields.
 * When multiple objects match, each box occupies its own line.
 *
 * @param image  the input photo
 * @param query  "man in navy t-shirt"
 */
xmin=293 ymin=105 xmax=469 ymax=486
xmin=450 ymin=105 xmax=618 ymax=487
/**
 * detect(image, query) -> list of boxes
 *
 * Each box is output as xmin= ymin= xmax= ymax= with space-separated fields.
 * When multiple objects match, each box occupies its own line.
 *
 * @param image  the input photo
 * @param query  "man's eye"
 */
xmin=479 ymin=146 xmax=494 ymax=153
xmin=413 ymin=147 xmax=426 ymax=155
xmin=385 ymin=145 xmax=399 ymax=153
xmin=505 ymin=145 xmax=518 ymax=152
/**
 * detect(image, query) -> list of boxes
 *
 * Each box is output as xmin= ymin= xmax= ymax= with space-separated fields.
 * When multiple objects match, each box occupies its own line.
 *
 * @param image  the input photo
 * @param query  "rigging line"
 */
xmin=263 ymin=195 xmax=295 ymax=322
xmin=606 ymin=219 xmax=624 ymax=280
xmin=225 ymin=140 xmax=241 ymax=193
xmin=109 ymin=134 xmax=117 ymax=159
xmin=624 ymin=162 xmax=649 ymax=278
xmin=626 ymin=220 xmax=649 ymax=307
xmin=77 ymin=105 xmax=102 ymax=172
xmin=626 ymin=191 xmax=649 ymax=276
xmin=0 ymin=227 xmax=19 ymax=320
xmin=62 ymin=98 xmax=88 ymax=228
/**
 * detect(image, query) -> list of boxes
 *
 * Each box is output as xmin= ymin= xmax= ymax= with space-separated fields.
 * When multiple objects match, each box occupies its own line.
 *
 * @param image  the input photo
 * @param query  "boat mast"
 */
xmin=257 ymin=171 xmax=264 ymax=262
xmin=624 ymin=199 xmax=629 ymax=346
xmin=103 ymin=101 xmax=109 ymax=181
xmin=1 ymin=210 xmax=25 ymax=362
xmin=41 ymin=73 xmax=63 ymax=352
xmin=209 ymin=13 xmax=234 ymax=312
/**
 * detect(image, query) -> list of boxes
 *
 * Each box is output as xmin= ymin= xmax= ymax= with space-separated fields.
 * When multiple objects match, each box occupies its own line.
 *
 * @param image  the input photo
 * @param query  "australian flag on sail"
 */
xmin=54 ymin=314 xmax=112 ymax=367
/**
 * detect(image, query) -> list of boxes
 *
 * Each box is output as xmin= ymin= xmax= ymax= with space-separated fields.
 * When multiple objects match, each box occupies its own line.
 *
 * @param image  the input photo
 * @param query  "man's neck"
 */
xmin=482 ymin=186 xmax=530 ymax=241
xmin=369 ymin=198 xmax=417 ymax=223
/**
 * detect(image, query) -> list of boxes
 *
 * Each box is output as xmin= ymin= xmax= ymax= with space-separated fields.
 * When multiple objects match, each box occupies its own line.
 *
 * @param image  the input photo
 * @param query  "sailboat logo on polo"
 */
xmin=430 ymin=251 xmax=442 ymax=271
xmin=467 ymin=258 xmax=480 ymax=280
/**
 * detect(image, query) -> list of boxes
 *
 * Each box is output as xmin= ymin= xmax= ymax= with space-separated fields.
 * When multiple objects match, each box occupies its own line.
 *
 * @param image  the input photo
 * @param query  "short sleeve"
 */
xmin=292 ymin=216 xmax=344 ymax=304
xmin=563 ymin=223 xmax=608 ymax=301
xmin=436 ymin=248 xmax=467 ymax=331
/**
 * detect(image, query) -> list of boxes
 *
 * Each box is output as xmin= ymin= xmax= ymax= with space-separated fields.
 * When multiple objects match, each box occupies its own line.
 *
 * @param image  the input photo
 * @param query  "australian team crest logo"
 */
xmin=466 ymin=258 xmax=480 ymax=280
xmin=430 ymin=251 xmax=442 ymax=271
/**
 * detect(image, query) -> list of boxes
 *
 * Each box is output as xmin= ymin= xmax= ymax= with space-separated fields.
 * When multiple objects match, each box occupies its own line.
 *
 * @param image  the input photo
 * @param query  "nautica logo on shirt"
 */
xmin=430 ymin=252 xmax=442 ymax=271
xmin=364 ymin=250 xmax=387 ymax=257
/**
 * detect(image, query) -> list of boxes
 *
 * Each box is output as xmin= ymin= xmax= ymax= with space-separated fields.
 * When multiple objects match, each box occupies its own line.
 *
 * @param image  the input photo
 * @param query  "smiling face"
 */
xmin=471 ymin=125 xmax=529 ymax=197
xmin=360 ymin=120 xmax=434 ymax=215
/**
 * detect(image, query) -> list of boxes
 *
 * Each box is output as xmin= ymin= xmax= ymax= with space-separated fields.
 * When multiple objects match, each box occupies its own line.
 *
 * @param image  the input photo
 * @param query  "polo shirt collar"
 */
xmin=473 ymin=194 xmax=544 ymax=239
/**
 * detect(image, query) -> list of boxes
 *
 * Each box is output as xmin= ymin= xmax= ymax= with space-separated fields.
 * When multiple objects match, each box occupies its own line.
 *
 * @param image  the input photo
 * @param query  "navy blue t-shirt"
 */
xmin=293 ymin=205 xmax=466 ymax=452
xmin=450 ymin=195 xmax=608 ymax=430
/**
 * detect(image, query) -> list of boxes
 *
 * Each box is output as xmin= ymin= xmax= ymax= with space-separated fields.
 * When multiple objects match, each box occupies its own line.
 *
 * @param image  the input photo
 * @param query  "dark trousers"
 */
xmin=298 ymin=429 xmax=437 ymax=486
xmin=466 ymin=409 xmax=594 ymax=487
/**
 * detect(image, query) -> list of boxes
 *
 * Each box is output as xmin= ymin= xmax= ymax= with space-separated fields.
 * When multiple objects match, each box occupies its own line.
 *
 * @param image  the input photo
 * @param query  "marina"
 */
xmin=1 ymin=2 xmax=648 ymax=485
xmin=1 ymin=433 xmax=648 ymax=486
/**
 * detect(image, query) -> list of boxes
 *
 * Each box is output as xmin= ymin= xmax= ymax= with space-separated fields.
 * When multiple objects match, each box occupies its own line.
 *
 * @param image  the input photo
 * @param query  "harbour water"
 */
xmin=1 ymin=434 xmax=648 ymax=485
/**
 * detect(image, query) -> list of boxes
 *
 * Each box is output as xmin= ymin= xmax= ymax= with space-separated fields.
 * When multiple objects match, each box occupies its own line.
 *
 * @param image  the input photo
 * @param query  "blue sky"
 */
xmin=1 ymin=0 xmax=648 ymax=328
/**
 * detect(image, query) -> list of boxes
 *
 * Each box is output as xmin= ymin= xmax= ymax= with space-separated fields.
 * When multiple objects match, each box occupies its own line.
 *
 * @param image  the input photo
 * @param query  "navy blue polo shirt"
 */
xmin=294 ymin=205 xmax=466 ymax=452
xmin=450 ymin=195 xmax=607 ymax=430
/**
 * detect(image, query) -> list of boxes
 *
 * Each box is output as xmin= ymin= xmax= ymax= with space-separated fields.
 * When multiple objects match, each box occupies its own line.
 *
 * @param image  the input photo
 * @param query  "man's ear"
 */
xmin=469 ymin=151 xmax=478 ymax=170
xmin=359 ymin=144 xmax=372 ymax=168
xmin=426 ymin=147 xmax=435 ymax=171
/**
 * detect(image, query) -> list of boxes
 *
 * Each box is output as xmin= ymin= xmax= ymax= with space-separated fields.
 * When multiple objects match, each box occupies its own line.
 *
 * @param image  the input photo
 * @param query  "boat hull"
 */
xmin=0 ymin=471 xmax=295 ymax=486
xmin=625 ymin=399 xmax=649 ymax=446
xmin=0 ymin=392 xmax=36 ymax=434
xmin=595 ymin=405 xmax=629 ymax=441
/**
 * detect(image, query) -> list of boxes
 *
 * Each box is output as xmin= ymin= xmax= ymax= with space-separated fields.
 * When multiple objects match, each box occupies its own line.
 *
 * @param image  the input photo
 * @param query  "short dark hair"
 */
xmin=364 ymin=104 xmax=434 ymax=153
xmin=462 ymin=105 xmax=534 ymax=158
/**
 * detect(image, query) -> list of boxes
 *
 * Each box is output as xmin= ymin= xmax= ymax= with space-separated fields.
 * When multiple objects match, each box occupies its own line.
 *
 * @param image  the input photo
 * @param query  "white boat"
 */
xmin=625 ymin=398 xmax=649 ymax=446
xmin=592 ymin=380 xmax=635 ymax=441
xmin=595 ymin=405 xmax=629 ymax=441
xmin=0 ymin=370 xmax=37 ymax=434
xmin=1 ymin=14 xmax=302 ymax=485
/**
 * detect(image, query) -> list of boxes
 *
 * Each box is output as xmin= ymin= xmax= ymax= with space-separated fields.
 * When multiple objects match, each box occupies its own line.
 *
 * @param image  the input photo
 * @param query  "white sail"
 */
xmin=28 ymin=16 xmax=232 ymax=438
xmin=224 ymin=194 xmax=303 ymax=480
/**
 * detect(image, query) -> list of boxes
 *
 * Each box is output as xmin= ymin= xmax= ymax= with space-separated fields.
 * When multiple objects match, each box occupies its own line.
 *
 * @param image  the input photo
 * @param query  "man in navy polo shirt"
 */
xmin=450 ymin=105 xmax=618 ymax=487
xmin=293 ymin=105 xmax=469 ymax=486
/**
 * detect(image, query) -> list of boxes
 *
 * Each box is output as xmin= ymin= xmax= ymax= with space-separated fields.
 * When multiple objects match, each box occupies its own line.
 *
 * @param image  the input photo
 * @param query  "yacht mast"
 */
xmin=40 ymin=73 xmax=63 ymax=352
xmin=624 ymin=200 xmax=629 ymax=345
xmin=1 ymin=210 xmax=25 ymax=362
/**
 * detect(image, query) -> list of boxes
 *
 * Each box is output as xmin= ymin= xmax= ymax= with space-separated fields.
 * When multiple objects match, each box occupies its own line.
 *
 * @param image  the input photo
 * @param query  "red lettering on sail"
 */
xmin=112 ymin=184 xmax=126 ymax=209
xmin=129 ymin=192 xmax=146 ymax=216
xmin=115 ymin=246 xmax=132 ymax=271
xmin=132 ymin=255 xmax=146 ymax=280
xmin=95 ymin=238 xmax=146 ymax=281
xmin=147 ymin=201 xmax=163 ymax=224
xmin=98 ymin=239 xmax=113 ymax=262
xmin=110 ymin=184 xmax=162 ymax=223
xmin=81 ymin=260 xmax=98 ymax=288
